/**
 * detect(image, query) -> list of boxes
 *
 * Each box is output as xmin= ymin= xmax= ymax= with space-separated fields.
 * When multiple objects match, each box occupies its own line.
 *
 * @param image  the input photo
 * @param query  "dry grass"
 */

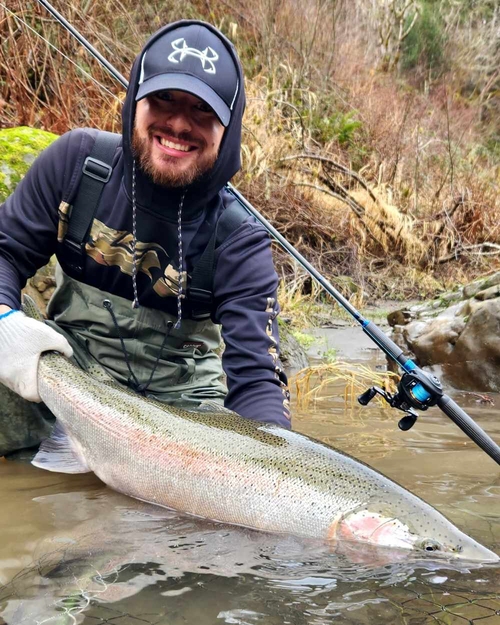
xmin=0 ymin=1 xmax=124 ymax=131
xmin=292 ymin=361 xmax=398 ymax=410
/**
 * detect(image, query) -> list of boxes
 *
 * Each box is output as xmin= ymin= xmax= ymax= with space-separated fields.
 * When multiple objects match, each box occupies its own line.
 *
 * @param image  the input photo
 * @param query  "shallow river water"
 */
xmin=0 ymin=326 xmax=499 ymax=625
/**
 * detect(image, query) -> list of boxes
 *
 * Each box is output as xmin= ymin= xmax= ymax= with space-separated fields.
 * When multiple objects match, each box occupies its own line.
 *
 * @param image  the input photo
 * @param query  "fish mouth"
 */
xmin=444 ymin=527 xmax=500 ymax=563
xmin=418 ymin=542 xmax=500 ymax=563
xmin=458 ymin=543 xmax=500 ymax=564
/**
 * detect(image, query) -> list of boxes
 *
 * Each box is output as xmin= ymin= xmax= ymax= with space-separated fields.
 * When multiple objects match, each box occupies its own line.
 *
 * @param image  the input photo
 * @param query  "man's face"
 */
xmin=132 ymin=90 xmax=225 ymax=188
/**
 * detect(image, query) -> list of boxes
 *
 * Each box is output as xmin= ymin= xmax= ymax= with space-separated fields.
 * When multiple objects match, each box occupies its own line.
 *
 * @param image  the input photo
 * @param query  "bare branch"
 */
xmin=437 ymin=243 xmax=500 ymax=264
xmin=279 ymin=153 xmax=378 ymax=203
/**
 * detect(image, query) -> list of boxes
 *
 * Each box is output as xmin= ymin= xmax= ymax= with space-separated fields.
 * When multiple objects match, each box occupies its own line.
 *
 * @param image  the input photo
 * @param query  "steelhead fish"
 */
xmin=28 ymin=348 xmax=499 ymax=564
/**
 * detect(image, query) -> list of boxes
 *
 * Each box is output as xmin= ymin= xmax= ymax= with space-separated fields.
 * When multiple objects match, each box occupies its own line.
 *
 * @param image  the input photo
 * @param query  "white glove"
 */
xmin=0 ymin=310 xmax=73 ymax=402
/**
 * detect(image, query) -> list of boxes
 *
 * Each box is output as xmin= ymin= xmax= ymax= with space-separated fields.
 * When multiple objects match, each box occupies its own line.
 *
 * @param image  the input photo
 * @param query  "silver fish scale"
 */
xmin=34 ymin=351 xmax=499 ymax=561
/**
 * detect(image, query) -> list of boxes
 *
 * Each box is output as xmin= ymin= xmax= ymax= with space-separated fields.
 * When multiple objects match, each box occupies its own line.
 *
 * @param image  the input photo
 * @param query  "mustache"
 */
xmin=148 ymin=126 xmax=204 ymax=148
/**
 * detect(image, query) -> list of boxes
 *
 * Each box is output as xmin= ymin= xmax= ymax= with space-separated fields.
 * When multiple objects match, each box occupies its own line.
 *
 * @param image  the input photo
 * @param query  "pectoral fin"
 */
xmin=32 ymin=422 xmax=91 ymax=474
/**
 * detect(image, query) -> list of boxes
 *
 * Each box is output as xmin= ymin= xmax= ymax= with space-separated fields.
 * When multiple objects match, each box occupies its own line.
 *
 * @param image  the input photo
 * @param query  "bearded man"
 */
xmin=0 ymin=20 xmax=291 ymax=457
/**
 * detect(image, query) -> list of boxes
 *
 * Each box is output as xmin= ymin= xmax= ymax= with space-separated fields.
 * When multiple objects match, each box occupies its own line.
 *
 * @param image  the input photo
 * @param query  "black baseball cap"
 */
xmin=135 ymin=23 xmax=239 ymax=127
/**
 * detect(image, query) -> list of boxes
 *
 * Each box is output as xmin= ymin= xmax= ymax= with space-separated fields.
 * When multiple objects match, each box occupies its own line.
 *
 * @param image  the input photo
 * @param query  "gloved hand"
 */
xmin=0 ymin=310 xmax=73 ymax=402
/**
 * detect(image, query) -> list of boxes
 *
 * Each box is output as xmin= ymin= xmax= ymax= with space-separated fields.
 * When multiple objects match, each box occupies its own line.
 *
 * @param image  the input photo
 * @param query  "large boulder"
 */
xmin=0 ymin=126 xmax=57 ymax=202
xmin=389 ymin=272 xmax=500 ymax=391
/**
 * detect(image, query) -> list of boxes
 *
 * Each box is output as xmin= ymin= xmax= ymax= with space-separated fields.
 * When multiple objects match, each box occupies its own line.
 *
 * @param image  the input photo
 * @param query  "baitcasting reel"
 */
xmin=358 ymin=370 xmax=443 ymax=431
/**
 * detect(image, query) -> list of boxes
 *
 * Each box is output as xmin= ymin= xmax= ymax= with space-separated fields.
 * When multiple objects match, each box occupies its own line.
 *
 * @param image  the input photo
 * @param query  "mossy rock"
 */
xmin=0 ymin=126 xmax=58 ymax=202
xmin=278 ymin=322 xmax=309 ymax=371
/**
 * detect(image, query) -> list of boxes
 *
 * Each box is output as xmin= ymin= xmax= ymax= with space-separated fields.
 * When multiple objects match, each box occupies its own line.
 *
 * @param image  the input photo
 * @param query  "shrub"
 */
xmin=401 ymin=1 xmax=447 ymax=78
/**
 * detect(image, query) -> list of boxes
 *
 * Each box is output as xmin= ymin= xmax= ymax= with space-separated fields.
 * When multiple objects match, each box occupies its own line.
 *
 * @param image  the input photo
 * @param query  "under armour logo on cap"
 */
xmin=168 ymin=38 xmax=219 ymax=74
xmin=136 ymin=22 xmax=239 ymax=127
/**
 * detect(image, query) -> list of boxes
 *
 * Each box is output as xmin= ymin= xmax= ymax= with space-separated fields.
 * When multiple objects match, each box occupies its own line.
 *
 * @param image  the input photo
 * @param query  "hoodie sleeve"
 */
xmin=213 ymin=221 xmax=291 ymax=429
xmin=0 ymin=130 xmax=90 ymax=309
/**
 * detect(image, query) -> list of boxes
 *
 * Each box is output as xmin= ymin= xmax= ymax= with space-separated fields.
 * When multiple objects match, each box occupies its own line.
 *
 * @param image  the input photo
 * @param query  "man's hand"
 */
xmin=0 ymin=310 xmax=73 ymax=402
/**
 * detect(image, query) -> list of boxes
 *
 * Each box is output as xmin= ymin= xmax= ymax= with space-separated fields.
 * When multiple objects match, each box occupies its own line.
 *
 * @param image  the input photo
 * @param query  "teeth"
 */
xmin=160 ymin=138 xmax=191 ymax=152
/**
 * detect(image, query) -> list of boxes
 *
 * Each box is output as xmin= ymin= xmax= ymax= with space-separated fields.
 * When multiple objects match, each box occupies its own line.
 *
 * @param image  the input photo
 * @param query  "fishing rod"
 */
xmin=34 ymin=0 xmax=500 ymax=466
xmin=36 ymin=0 xmax=128 ymax=89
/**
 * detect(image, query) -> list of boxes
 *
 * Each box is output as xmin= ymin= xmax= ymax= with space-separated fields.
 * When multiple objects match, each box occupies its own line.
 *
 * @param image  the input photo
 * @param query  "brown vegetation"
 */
xmin=293 ymin=361 xmax=398 ymax=410
xmin=1 ymin=0 xmax=499 ymax=305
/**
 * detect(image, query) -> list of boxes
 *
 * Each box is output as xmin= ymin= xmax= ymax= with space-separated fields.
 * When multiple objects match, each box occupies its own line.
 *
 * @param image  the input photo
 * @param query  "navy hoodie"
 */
xmin=0 ymin=20 xmax=291 ymax=428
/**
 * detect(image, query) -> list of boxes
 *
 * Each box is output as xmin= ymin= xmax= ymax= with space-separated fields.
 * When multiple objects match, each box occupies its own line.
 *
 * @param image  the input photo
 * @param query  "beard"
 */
xmin=131 ymin=125 xmax=218 ymax=188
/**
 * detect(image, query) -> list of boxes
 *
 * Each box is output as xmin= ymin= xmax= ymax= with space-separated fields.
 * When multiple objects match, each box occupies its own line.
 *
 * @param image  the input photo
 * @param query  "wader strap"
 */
xmin=64 ymin=131 xmax=121 ymax=276
xmin=189 ymin=197 xmax=250 ymax=320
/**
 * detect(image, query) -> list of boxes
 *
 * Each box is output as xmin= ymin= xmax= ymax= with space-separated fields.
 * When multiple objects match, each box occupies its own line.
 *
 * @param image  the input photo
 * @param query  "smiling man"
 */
xmin=0 ymin=20 xmax=291 ymax=458
xmin=132 ymin=89 xmax=225 ymax=187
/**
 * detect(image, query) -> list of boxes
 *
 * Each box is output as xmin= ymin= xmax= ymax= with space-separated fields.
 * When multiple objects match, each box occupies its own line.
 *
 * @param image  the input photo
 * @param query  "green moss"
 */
xmin=322 ymin=347 xmax=338 ymax=363
xmin=0 ymin=126 xmax=58 ymax=202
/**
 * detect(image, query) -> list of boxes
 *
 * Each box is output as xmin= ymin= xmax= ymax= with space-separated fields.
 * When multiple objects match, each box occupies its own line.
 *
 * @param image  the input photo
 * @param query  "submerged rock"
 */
xmin=389 ymin=274 xmax=500 ymax=391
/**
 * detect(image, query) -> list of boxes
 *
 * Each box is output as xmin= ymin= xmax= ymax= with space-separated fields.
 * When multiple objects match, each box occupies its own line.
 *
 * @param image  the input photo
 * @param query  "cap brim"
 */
xmin=136 ymin=74 xmax=231 ymax=126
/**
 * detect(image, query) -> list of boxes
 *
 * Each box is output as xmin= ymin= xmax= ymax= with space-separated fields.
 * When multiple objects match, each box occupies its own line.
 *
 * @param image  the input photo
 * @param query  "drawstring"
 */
xmin=130 ymin=159 xmax=185 ymax=332
xmin=175 ymin=191 xmax=186 ymax=330
xmin=103 ymin=299 xmax=173 ymax=395
xmin=131 ymin=159 xmax=140 ymax=310
xmin=123 ymin=164 xmax=185 ymax=392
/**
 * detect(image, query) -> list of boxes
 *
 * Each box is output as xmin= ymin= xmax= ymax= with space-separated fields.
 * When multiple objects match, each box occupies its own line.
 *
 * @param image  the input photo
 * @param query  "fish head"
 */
xmin=338 ymin=495 xmax=500 ymax=563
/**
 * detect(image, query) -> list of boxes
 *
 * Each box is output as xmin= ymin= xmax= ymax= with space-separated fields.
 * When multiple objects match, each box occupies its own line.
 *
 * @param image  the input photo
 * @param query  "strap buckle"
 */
xmin=62 ymin=238 xmax=84 ymax=274
xmin=189 ymin=288 xmax=213 ymax=305
xmin=83 ymin=156 xmax=112 ymax=183
xmin=188 ymin=288 xmax=213 ymax=320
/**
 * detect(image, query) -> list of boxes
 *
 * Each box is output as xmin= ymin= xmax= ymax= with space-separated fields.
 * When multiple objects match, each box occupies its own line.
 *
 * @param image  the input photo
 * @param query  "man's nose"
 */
xmin=165 ymin=106 xmax=193 ymax=134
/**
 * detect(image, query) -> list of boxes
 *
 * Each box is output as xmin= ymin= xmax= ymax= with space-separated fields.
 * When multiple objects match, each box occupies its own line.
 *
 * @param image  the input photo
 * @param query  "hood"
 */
xmin=121 ymin=20 xmax=246 ymax=220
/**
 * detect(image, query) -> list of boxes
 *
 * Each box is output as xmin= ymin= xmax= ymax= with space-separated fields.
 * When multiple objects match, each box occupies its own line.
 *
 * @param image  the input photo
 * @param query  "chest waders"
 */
xmin=46 ymin=264 xmax=227 ymax=407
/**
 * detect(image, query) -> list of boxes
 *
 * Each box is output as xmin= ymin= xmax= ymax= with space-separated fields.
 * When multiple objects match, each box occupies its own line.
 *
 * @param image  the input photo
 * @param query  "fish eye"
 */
xmin=421 ymin=540 xmax=441 ymax=552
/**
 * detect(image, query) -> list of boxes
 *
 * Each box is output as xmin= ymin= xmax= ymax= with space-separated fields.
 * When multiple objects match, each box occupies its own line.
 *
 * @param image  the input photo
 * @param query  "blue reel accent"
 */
xmin=404 ymin=360 xmax=416 ymax=371
xmin=411 ymin=383 xmax=431 ymax=402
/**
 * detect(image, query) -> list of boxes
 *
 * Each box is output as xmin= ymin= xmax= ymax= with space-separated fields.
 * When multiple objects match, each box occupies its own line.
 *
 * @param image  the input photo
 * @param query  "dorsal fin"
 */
xmin=21 ymin=294 xmax=45 ymax=321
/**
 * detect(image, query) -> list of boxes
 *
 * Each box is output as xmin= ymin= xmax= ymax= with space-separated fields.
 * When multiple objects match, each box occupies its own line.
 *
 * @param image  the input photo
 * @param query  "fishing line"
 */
xmin=0 ymin=2 xmax=121 ymax=102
